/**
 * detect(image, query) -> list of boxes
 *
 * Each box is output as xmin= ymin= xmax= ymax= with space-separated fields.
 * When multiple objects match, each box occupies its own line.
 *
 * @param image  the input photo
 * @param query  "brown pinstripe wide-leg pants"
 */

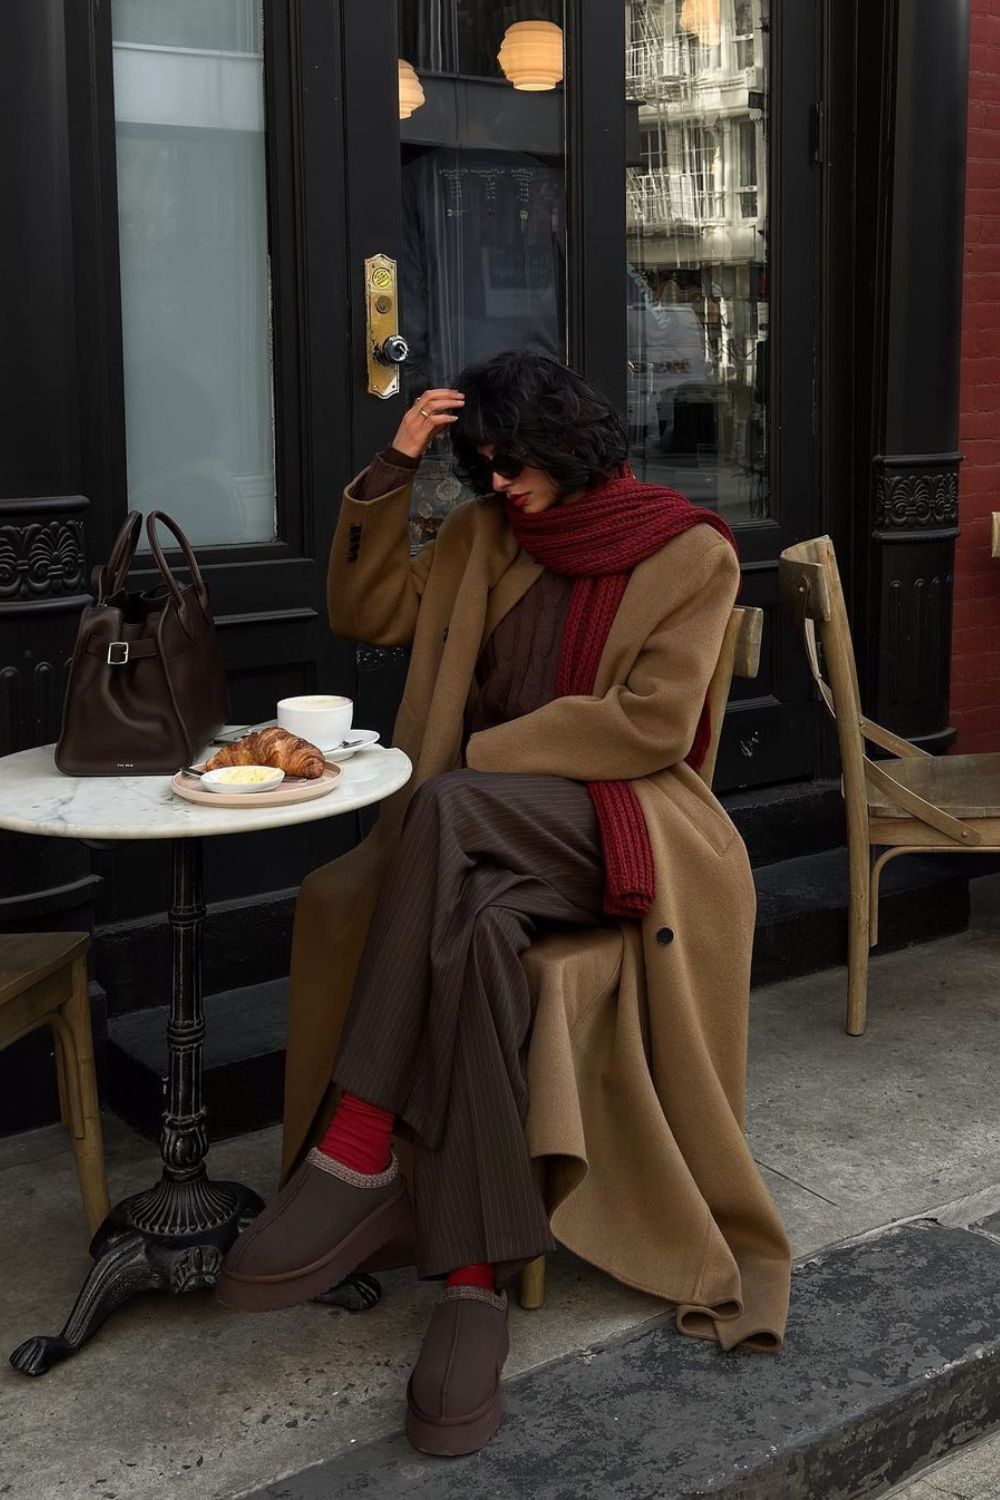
xmin=332 ymin=769 xmax=607 ymax=1277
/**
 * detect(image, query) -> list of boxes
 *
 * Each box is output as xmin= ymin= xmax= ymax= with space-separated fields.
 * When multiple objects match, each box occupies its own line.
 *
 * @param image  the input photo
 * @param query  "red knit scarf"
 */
xmin=504 ymin=468 xmax=737 ymax=918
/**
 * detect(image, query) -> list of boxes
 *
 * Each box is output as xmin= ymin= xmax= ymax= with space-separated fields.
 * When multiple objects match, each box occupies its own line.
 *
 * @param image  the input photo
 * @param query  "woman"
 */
xmin=216 ymin=352 xmax=790 ymax=1457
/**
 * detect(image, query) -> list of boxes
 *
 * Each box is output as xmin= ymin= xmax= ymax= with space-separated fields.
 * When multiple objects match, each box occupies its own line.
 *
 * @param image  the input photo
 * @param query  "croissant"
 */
xmin=205 ymin=727 xmax=325 ymax=779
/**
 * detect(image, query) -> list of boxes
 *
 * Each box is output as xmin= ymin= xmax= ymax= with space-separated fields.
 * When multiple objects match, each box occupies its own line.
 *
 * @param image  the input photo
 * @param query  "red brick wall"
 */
xmin=952 ymin=0 xmax=1000 ymax=751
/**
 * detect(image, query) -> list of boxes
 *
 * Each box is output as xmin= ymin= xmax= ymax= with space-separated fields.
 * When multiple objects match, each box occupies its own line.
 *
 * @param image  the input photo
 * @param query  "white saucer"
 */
xmin=323 ymin=729 xmax=381 ymax=761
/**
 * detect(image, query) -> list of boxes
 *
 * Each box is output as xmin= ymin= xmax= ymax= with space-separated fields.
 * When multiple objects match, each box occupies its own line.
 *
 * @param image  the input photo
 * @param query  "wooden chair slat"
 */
xmin=0 ymin=932 xmax=89 ymax=1008
xmin=779 ymin=554 xmax=833 ymax=623
xmin=734 ymin=606 xmax=763 ymax=679
xmin=865 ymin=752 xmax=1000 ymax=820
xmin=869 ymin=816 xmax=1000 ymax=848
xmin=859 ymin=716 xmax=932 ymax=760
xmin=698 ymin=605 xmax=763 ymax=789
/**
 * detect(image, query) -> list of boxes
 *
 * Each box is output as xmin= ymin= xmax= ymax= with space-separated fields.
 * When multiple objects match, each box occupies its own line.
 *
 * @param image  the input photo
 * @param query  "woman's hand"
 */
xmin=391 ymin=390 xmax=465 ymax=460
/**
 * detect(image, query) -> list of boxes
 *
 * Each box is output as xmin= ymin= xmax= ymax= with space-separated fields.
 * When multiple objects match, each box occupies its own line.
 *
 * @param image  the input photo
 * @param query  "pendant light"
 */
xmin=497 ymin=20 xmax=564 ymax=92
xmin=398 ymin=58 xmax=425 ymax=119
xmin=680 ymin=0 xmax=722 ymax=48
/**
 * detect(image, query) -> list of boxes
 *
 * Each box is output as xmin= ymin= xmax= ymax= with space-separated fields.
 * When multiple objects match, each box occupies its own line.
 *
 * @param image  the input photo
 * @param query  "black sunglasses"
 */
xmin=481 ymin=451 xmax=527 ymax=481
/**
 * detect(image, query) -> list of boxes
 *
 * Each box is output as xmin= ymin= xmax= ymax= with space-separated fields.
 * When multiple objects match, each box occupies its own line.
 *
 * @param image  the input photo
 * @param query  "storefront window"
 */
xmin=625 ymin=0 xmax=770 ymax=523
xmin=111 ymin=0 xmax=276 ymax=547
xmin=397 ymin=1 xmax=566 ymax=543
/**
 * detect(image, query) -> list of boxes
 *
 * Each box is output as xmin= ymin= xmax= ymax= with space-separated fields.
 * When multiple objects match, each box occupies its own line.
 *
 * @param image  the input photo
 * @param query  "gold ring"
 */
xmin=419 ymin=407 xmax=431 ymax=418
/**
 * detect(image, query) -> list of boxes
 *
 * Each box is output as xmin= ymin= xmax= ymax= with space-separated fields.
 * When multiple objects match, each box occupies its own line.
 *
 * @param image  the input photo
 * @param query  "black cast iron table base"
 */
xmin=9 ymin=835 xmax=380 ymax=1377
xmin=9 ymin=1177 xmax=263 ymax=1376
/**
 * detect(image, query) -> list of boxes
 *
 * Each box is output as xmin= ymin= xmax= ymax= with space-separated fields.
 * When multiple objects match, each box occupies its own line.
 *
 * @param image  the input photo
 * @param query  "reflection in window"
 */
xmin=111 ymin=0 xmax=276 ymax=547
xmin=402 ymin=0 xmax=563 ymax=79
xmin=733 ymin=0 xmax=756 ymax=68
xmin=736 ymin=118 xmax=758 ymax=218
xmin=398 ymin=2 xmax=566 ymax=544
xmin=626 ymin=0 xmax=770 ymax=523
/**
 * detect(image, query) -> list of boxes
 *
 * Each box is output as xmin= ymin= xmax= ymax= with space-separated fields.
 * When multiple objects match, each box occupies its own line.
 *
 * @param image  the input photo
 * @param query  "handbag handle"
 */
xmin=144 ymin=511 xmax=211 ymax=617
xmin=91 ymin=510 xmax=143 ymax=602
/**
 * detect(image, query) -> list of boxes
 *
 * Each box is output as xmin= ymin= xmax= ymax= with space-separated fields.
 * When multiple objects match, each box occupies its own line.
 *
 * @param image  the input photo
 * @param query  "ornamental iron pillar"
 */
xmin=855 ymin=0 xmax=971 ymax=748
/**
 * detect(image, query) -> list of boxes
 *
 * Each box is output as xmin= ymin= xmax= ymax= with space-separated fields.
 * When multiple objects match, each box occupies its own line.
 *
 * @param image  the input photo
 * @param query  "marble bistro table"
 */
xmin=0 ymin=742 xmax=412 ymax=1374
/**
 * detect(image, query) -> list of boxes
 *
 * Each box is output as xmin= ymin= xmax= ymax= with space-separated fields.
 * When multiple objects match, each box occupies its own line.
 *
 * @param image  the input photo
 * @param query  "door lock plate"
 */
xmin=365 ymin=254 xmax=405 ymax=398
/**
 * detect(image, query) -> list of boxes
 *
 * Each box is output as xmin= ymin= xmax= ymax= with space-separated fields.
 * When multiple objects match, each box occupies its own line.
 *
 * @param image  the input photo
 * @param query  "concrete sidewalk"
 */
xmin=890 ymin=1431 xmax=1000 ymax=1500
xmin=1 ymin=875 xmax=998 ymax=1500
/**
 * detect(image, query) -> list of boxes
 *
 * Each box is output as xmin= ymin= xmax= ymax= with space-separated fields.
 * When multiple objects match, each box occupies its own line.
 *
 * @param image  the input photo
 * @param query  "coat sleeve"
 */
xmin=465 ymin=537 xmax=739 ymax=781
xmin=327 ymin=468 xmax=435 ymax=646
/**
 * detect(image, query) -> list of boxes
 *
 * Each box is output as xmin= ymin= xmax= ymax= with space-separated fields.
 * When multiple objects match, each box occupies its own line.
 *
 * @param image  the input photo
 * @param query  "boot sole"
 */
xmin=215 ymin=1191 xmax=411 ymax=1313
xmin=404 ymin=1324 xmax=509 ymax=1457
xmin=404 ymin=1384 xmax=503 ymax=1458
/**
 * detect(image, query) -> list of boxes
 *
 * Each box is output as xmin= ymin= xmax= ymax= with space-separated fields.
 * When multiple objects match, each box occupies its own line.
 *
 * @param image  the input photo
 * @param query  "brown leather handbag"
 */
xmin=55 ymin=511 xmax=230 ymax=775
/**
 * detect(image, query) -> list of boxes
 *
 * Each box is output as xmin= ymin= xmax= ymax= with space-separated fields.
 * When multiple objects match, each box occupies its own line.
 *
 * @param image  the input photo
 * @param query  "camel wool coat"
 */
xmin=282 ymin=470 xmax=791 ymax=1352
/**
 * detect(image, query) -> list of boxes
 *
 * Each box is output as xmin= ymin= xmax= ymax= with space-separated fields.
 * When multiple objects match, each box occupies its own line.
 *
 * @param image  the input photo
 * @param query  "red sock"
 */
xmin=318 ymin=1092 xmax=394 ymax=1175
xmin=446 ymin=1263 xmax=495 ymax=1292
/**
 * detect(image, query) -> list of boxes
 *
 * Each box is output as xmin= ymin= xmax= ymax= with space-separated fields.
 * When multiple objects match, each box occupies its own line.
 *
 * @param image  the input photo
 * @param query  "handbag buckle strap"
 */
xmin=86 ymin=636 xmax=158 ymax=665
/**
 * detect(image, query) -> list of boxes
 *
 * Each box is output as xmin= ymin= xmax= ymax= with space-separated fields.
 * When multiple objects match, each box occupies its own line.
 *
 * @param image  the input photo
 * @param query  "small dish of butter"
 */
xmin=201 ymin=765 xmax=285 ymax=795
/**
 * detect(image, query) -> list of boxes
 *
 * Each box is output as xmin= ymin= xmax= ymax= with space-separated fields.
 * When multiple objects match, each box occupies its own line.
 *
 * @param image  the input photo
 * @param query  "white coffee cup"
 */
xmin=277 ymin=694 xmax=353 ymax=748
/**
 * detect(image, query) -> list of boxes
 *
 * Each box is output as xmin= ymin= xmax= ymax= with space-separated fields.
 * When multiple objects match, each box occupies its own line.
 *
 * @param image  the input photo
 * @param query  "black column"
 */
xmin=855 ymin=0 xmax=971 ymax=747
xmin=0 ymin=0 xmax=121 ymax=1125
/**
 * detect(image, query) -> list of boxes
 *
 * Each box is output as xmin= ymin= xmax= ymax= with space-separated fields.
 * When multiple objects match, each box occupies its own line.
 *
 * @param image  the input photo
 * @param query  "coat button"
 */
xmin=656 ymin=927 xmax=674 ymax=946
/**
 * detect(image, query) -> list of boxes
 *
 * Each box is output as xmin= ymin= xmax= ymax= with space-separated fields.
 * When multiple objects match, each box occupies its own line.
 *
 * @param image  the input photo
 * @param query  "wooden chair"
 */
xmin=779 ymin=534 xmax=1000 ymax=1037
xmin=0 ymin=933 xmax=110 ymax=1235
xmin=519 ymin=604 xmax=764 ymax=1311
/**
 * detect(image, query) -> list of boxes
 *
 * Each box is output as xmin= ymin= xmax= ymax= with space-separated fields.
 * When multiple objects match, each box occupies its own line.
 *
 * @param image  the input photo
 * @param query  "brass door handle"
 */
xmin=374 ymin=333 xmax=409 ymax=367
xmin=365 ymin=254 xmax=407 ymax=398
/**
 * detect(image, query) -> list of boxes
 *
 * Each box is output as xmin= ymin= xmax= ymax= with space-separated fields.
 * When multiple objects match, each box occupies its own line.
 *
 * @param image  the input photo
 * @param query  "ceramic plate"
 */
xmin=171 ymin=762 xmax=341 ymax=808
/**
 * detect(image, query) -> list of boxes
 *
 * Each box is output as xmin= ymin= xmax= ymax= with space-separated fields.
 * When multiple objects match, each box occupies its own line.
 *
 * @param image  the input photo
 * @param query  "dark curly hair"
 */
xmin=449 ymin=351 xmax=628 ymax=498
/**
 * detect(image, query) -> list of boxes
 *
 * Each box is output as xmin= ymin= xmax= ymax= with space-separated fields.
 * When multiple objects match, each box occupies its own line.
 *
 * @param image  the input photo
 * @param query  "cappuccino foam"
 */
xmin=285 ymin=695 xmax=350 ymax=709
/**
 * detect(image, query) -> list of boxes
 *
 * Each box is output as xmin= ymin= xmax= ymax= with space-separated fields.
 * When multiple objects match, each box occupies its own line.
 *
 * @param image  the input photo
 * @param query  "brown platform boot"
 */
xmin=405 ymin=1286 xmax=510 ymax=1456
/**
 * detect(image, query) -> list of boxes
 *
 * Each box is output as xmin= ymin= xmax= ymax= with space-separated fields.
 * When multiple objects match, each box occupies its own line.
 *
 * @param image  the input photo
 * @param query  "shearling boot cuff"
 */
xmin=439 ymin=1284 xmax=507 ymax=1313
xmin=305 ymin=1148 xmax=399 ymax=1190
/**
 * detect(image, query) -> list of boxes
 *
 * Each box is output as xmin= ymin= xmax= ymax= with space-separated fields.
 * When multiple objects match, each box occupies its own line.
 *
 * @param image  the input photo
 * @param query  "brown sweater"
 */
xmin=467 ymin=571 xmax=570 ymax=734
xmin=356 ymin=451 xmax=573 ymax=734
xmin=357 ymin=447 xmax=422 ymax=504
